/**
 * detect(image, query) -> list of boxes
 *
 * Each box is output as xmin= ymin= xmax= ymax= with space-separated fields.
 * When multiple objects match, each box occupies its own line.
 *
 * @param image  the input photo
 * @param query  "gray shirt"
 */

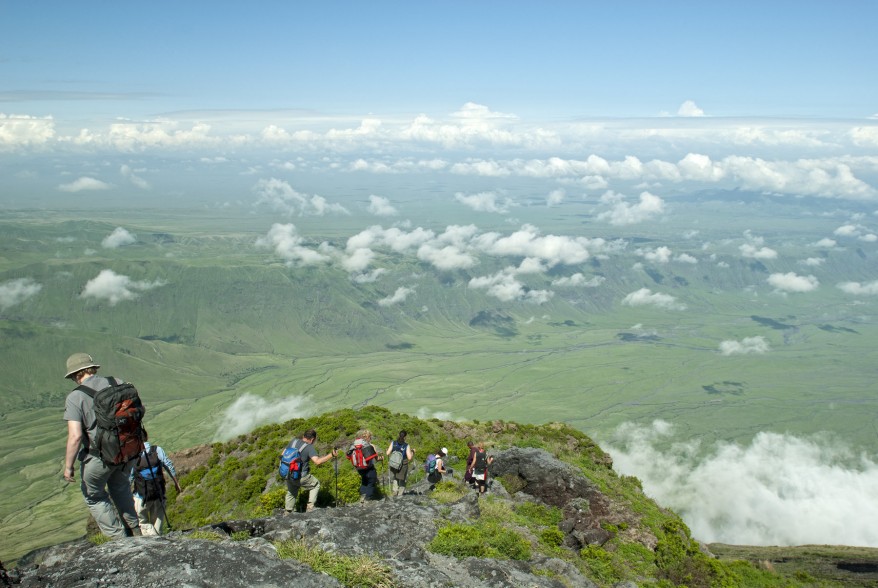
xmin=290 ymin=438 xmax=318 ymax=477
xmin=63 ymin=374 xmax=117 ymax=461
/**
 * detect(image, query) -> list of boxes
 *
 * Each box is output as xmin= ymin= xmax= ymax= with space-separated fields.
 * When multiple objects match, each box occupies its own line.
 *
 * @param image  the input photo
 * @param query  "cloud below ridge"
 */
xmin=213 ymin=393 xmax=313 ymax=441
xmin=604 ymin=421 xmax=878 ymax=547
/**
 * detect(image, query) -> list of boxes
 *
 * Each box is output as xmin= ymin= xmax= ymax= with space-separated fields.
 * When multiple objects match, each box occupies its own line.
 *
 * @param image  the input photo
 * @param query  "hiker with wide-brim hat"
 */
xmin=62 ymin=353 xmax=141 ymax=537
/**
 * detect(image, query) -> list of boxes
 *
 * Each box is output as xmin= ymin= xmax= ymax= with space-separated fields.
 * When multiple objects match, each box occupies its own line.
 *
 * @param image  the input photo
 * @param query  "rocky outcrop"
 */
xmin=11 ymin=448 xmax=632 ymax=587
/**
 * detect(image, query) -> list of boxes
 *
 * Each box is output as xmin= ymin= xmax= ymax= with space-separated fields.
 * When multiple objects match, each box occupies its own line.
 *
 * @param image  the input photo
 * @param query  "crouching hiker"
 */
xmin=281 ymin=429 xmax=337 ymax=513
xmin=62 ymin=353 xmax=142 ymax=538
xmin=347 ymin=429 xmax=382 ymax=503
xmin=130 ymin=434 xmax=181 ymax=535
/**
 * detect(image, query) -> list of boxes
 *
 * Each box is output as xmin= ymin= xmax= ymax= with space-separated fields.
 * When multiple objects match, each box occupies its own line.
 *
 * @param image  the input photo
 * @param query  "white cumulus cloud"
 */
xmin=767 ymin=272 xmax=819 ymax=293
xmin=454 ymin=191 xmax=511 ymax=213
xmin=621 ymin=288 xmax=686 ymax=310
xmin=597 ymin=191 xmax=665 ymax=226
xmin=253 ymin=178 xmax=349 ymax=216
xmin=80 ymin=269 xmax=166 ymax=305
xmin=837 ymin=280 xmax=878 ymax=295
xmin=367 ymin=194 xmax=398 ymax=216
xmin=58 ymin=176 xmax=111 ymax=192
xmin=551 ymin=273 xmax=605 ymax=288
xmin=677 ymin=100 xmax=706 ymax=117
xmin=0 ymin=278 xmax=42 ymax=310
xmin=378 ymin=286 xmax=415 ymax=307
xmin=102 ymin=227 xmax=136 ymax=249
xmin=256 ymin=223 xmax=332 ymax=267
xmin=719 ymin=336 xmax=769 ymax=356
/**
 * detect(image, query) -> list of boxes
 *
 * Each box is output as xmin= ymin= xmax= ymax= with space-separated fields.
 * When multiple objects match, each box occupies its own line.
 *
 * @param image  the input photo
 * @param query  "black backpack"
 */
xmin=473 ymin=449 xmax=488 ymax=472
xmin=133 ymin=446 xmax=166 ymax=501
xmin=77 ymin=377 xmax=146 ymax=465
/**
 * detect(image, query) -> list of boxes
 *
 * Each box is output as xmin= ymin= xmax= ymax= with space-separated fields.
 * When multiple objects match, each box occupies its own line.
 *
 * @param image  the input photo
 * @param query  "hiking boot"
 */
xmin=131 ymin=527 xmax=143 ymax=536
xmin=305 ymin=504 xmax=315 ymax=513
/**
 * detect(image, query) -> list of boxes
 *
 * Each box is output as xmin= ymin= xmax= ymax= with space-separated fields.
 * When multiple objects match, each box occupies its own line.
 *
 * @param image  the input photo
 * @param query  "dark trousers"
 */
xmin=358 ymin=467 xmax=378 ymax=499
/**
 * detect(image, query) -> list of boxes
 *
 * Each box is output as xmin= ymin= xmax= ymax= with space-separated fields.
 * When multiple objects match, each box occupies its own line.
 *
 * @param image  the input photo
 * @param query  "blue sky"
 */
xmin=1 ymin=1 xmax=877 ymax=204
xmin=3 ymin=2 xmax=876 ymax=118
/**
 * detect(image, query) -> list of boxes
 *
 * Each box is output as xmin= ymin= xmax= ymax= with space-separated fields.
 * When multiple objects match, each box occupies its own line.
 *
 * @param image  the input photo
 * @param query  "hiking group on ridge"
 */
xmin=62 ymin=352 xmax=497 ymax=538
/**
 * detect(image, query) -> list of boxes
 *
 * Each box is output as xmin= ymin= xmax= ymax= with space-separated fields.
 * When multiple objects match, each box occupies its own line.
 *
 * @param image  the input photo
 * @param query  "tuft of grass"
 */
xmin=185 ymin=530 xmax=226 ymax=541
xmin=86 ymin=533 xmax=111 ymax=546
xmin=275 ymin=539 xmax=396 ymax=588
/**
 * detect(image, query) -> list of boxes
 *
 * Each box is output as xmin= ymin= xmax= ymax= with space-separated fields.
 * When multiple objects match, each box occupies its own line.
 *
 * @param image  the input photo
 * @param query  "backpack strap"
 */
xmin=75 ymin=376 xmax=119 ymax=397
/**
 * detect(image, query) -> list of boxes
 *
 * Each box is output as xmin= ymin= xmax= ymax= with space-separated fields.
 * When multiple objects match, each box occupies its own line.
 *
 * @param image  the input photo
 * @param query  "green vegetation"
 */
xmin=428 ymin=521 xmax=532 ymax=560
xmin=275 ymin=539 xmax=396 ymax=588
xmin=163 ymin=406 xmax=836 ymax=587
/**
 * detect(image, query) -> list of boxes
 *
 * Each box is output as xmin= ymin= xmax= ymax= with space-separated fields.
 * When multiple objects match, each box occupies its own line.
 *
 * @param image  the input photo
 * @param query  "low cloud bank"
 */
xmin=213 ymin=393 xmax=313 ymax=441
xmin=603 ymin=421 xmax=878 ymax=547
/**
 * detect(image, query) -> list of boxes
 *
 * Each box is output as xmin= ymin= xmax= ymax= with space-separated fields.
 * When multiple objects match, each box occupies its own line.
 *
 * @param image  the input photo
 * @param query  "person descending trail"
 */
xmin=130 ymin=434 xmax=181 ymax=535
xmin=463 ymin=440 xmax=476 ymax=488
xmin=62 ymin=353 xmax=142 ymax=538
xmin=386 ymin=430 xmax=414 ymax=497
xmin=469 ymin=442 xmax=494 ymax=495
xmin=281 ymin=429 xmax=337 ymax=513
xmin=347 ymin=429 xmax=382 ymax=503
xmin=425 ymin=448 xmax=448 ymax=491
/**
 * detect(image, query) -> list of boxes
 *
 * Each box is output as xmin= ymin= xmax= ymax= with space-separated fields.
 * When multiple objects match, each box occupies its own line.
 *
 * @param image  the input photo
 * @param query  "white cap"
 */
xmin=441 ymin=447 xmax=448 ymax=455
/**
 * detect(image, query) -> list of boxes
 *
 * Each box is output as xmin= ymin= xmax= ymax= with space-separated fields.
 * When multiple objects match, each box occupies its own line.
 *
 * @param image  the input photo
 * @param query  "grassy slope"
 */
xmin=1 ymin=204 xmax=876 ymax=564
xmin=166 ymin=406 xmax=868 ymax=587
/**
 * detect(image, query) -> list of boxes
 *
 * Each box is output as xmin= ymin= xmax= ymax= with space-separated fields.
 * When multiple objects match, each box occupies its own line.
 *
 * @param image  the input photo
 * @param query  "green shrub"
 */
xmin=428 ymin=521 xmax=531 ymax=560
xmin=497 ymin=473 xmax=527 ymax=495
xmin=654 ymin=520 xmax=724 ymax=588
xmin=253 ymin=486 xmax=286 ymax=517
xmin=580 ymin=545 xmax=623 ymax=585
xmin=514 ymin=501 xmax=563 ymax=527
xmin=539 ymin=527 xmax=565 ymax=548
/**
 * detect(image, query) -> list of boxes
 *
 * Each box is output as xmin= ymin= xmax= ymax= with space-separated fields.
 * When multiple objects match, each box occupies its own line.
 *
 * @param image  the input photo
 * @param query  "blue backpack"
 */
xmin=279 ymin=440 xmax=304 ymax=480
xmin=424 ymin=453 xmax=438 ymax=474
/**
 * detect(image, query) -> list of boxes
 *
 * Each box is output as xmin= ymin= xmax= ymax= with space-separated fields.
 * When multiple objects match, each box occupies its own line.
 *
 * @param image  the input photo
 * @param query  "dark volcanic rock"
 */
xmin=17 ymin=536 xmax=341 ymax=587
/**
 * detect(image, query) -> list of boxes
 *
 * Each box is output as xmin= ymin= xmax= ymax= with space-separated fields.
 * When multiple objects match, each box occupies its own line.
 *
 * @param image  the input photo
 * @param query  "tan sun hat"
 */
xmin=64 ymin=353 xmax=100 ymax=379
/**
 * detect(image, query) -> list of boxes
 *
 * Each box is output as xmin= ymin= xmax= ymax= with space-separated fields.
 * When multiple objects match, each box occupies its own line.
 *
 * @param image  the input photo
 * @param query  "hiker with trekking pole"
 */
xmin=130 ymin=433 xmax=181 ymax=535
xmin=279 ymin=428 xmax=338 ymax=514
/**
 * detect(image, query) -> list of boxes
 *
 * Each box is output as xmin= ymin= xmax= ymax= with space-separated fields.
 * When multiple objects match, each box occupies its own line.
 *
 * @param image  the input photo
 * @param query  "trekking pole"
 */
xmin=333 ymin=447 xmax=339 ymax=507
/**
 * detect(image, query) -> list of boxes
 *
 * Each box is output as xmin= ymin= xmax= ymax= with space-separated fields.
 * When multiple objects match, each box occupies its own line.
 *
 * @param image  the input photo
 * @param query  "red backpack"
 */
xmin=347 ymin=441 xmax=377 ymax=470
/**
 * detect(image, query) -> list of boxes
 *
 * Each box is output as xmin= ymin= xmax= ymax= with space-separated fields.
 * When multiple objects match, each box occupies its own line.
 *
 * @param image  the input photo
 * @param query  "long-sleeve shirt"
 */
xmin=130 ymin=442 xmax=178 ymax=499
